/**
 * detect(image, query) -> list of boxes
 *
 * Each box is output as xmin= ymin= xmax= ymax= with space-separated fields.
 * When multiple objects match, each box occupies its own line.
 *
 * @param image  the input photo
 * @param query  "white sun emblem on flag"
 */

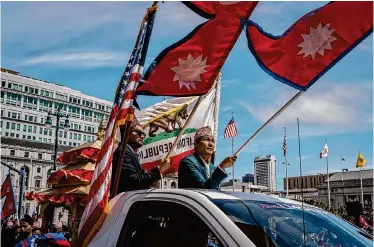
xmin=298 ymin=23 xmax=337 ymax=60
xmin=171 ymin=54 xmax=210 ymax=91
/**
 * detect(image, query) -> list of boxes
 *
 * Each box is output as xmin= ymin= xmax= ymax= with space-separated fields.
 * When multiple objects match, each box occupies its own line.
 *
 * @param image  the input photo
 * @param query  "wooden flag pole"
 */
xmin=234 ymin=90 xmax=304 ymax=156
xmin=164 ymin=96 xmax=204 ymax=161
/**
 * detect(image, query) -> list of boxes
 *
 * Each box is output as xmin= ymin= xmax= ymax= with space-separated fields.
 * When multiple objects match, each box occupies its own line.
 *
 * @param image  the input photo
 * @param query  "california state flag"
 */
xmin=136 ymin=74 xmax=221 ymax=174
xmin=320 ymin=143 xmax=328 ymax=158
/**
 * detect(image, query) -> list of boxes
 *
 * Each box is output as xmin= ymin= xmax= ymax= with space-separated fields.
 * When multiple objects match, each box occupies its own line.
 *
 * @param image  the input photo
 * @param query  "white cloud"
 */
xmin=220 ymin=106 xmax=233 ymax=112
xmin=22 ymin=51 xmax=129 ymax=68
xmin=238 ymin=81 xmax=372 ymax=135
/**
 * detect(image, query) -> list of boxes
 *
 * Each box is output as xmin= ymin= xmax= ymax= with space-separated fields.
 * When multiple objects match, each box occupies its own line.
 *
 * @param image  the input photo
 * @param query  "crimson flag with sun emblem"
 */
xmin=246 ymin=1 xmax=373 ymax=91
xmin=1 ymin=174 xmax=17 ymax=220
xmin=136 ymin=1 xmax=258 ymax=96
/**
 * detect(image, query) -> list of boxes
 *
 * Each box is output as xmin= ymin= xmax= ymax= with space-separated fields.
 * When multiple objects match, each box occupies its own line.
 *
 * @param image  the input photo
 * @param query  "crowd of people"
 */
xmin=305 ymin=199 xmax=373 ymax=234
xmin=1 ymin=214 xmax=71 ymax=247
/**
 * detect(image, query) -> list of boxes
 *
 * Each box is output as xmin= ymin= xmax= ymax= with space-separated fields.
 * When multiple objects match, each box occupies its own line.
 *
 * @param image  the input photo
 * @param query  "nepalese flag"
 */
xmin=77 ymin=6 xmax=157 ymax=247
xmin=1 ymin=173 xmax=17 ymax=220
xmin=246 ymin=1 xmax=373 ymax=91
xmin=136 ymin=1 xmax=258 ymax=97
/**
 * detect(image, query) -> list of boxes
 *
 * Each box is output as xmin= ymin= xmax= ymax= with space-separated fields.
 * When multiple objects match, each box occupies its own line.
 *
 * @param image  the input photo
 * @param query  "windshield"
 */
xmin=213 ymin=199 xmax=373 ymax=247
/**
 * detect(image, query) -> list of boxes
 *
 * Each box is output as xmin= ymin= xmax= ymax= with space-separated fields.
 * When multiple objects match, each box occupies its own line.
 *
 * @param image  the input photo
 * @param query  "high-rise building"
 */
xmin=242 ymin=173 xmax=254 ymax=184
xmin=0 ymin=68 xmax=112 ymax=224
xmin=254 ymin=155 xmax=277 ymax=191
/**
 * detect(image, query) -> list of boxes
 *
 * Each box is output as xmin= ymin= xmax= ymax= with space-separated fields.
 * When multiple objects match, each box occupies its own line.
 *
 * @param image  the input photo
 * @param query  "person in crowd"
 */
xmin=1 ymin=219 xmax=17 ymax=246
xmin=14 ymin=214 xmax=36 ymax=247
xmin=178 ymin=126 xmax=237 ymax=189
xmin=111 ymin=122 xmax=170 ymax=195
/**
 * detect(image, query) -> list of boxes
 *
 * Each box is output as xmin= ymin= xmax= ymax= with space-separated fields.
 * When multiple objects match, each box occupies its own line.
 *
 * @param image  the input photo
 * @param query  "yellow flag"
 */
xmin=356 ymin=152 xmax=366 ymax=168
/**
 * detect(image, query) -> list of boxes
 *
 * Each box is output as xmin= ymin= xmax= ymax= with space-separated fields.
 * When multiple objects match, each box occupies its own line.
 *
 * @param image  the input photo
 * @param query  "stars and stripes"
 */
xmin=224 ymin=117 xmax=238 ymax=138
xmin=77 ymin=6 xmax=157 ymax=247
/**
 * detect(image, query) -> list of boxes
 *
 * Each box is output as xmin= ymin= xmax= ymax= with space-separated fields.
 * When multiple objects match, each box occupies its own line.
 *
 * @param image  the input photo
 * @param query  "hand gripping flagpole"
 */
xmin=234 ymin=90 xmax=304 ymax=156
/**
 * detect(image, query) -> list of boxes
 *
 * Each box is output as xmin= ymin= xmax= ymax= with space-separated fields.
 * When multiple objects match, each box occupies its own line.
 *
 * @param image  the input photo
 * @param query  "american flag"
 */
xmin=77 ymin=7 xmax=157 ymax=247
xmin=283 ymin=127 xmax=287 ymax=157
xmin=224 ymin=117 xmax=238 ymax=138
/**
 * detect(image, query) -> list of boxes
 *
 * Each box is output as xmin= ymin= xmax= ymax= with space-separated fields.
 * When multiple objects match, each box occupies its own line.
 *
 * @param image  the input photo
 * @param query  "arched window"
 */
xmin=171 ymin=181 xmax=176 ymax=189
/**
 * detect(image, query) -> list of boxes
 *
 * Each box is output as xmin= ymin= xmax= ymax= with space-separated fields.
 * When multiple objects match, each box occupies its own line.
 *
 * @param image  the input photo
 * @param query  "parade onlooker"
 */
xmin=14 ymin=214 xmax=37 ymax=247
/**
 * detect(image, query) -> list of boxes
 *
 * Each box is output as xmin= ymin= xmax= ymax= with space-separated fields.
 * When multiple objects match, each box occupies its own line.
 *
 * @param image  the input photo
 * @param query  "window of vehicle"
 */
xmin=117 ymin=200 xmax=224 ymax=247
xmin=214 ymin=199 xmax=372 ymax=247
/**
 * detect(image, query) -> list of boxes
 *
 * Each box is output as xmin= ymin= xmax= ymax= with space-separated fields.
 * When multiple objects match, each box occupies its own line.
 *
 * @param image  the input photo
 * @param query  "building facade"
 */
xmin=254 ymin=155 xmax=277 ymax=191
xmin=284 ymin=173 xmax=333 ymax=190
xmin=242 ymin=173 xmax=254 ymax=183
xmin=316 ymin=169 xmax=373 ymax=209
xmin=1 ymin=68 xmax=112 ymax=224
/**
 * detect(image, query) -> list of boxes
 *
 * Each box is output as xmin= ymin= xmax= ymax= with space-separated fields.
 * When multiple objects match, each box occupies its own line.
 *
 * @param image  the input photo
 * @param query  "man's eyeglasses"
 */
xmin=132 ymin=129 xmax=146 ymax=137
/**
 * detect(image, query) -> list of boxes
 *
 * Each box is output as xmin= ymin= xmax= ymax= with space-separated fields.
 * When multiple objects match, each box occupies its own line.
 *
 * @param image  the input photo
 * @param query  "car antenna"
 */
xmin=297 ymin=118 xmax=306 ymax=247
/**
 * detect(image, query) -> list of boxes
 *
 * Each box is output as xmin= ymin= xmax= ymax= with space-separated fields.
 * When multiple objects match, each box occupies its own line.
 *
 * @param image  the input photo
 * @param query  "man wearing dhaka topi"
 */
xmin=178 ymin=126 xmax=237 ymax=189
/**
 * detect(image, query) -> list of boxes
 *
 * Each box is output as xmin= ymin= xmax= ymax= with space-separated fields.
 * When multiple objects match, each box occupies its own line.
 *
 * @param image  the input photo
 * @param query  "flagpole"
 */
xmin=358 ymin=149 xmax=364 ymax=209
xmin=297 ymin=118 xmax=306 ymax=245
xmin=284 ymin=127 xmax=289 ymax=198
xmin=112 ymin=2 xmax=159 ymax=197
xmin=360 ymin=166 xmax=364 ymax=208
xmin=326 ymin=139 xmax=331 ymax=209
xmin=164 ymin=96 xmax=204 ymax=161
xmin=232 ymin=112 xmax=235 ymax=191
xmin=234 ymin=91 xmax=303 ymax=156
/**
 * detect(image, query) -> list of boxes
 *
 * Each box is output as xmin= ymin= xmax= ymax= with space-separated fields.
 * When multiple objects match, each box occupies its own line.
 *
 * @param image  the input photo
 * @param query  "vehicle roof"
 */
xmin=144 ymin=189 xmax=307 ymax=205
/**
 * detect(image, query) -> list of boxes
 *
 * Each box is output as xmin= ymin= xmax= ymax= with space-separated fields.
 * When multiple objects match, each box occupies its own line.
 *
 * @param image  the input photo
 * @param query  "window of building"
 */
xmin=24 ymin=152 xmax=29 ymax=158
xmin=43 ymin=138 xmax=47 ymax=142
xmin=33 ymin=126 xmax=37 ymax=133
xmin=51 ymin=155 xmax=55 ymax=161
xmin=16 ymin=134 xmax=19 ymax=138
xmin=35 ymin=179 xmax=41 ymax=188
xmin=10 ymin=150 xmax=15 ymax=156
xmin=11 ymin=122 xmax=15 ymax=130
xmin=10 ymin=132 xmax=14 ymax=137
xmin=59 ymin=131 xmax=63 ymax=137
xmin=38 ymin=153 xmax=43 ymax=160
xmin=27 ymin=136 xmax=31 ymax=140
xmin=23 ymin=124 xmax=27 ymax=132
xmin=28 ymin=126 xmax=32 ymax=132
xmin=33 ymin=136 xmax=36 ymax=140
xmin=78 ymin=134 xmax=81 ymax=140
xmin=1 ymin=80 xmax=5 ymax=87
xmin=16 ymin=123 xmax=20 ymax=131
xmin=117 ymin=201 xmax=224 ymax=247
xmin=6 ymin=122 xmax=10 ymax=129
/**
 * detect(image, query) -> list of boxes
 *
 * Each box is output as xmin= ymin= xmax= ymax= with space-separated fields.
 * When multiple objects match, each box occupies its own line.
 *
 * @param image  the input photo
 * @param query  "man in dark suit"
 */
xmin=178 ymin=126 xmax=237 ymax=189
xmin=111 ymin=122 xmax=170 ymax=195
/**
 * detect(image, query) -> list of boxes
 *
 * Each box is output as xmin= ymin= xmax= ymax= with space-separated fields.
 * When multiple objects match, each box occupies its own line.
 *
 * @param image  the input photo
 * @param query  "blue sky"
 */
xmin=2 ymin=1 xmax=373 ymax=190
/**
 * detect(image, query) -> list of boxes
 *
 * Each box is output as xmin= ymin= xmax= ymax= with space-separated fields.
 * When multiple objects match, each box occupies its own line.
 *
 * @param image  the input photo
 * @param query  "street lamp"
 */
xmin=44 ymin=107 xmax=69 ymax=230
xmin=45 ymin=108 xmax=70 ymax=170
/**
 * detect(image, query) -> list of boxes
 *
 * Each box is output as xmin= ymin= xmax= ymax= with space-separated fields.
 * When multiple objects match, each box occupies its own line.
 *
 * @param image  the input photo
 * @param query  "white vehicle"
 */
xmin=89 ymin=189 xmax=373 ymax=247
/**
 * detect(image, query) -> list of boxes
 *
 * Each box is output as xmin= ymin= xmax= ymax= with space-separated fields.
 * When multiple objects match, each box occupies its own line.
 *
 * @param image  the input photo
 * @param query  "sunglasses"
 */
xmin=132 ymin=129 xmax=146 ymax=137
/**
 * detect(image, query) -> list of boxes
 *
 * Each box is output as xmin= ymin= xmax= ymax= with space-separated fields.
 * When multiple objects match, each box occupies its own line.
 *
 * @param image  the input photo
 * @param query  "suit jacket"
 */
xmin=111 ymin=145 xmax=162 ymax=195
xmin=178 ymin=153 xmax=227 ymax=189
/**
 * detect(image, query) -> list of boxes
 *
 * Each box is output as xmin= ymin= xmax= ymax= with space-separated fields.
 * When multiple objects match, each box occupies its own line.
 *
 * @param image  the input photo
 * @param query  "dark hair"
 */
xmin=32 ymin=228 xmax=41 ymax=233
xmin=21 ymin=214 xmax=34 ymax=226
